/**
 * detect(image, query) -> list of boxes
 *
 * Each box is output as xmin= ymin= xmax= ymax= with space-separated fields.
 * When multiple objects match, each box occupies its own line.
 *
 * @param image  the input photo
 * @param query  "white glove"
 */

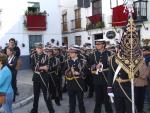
xmin=108 ymin=93 xmax=114 ymax=103
xmin=108 ymin=92 xmax=114 ymax=97
xmin=73 ymin=71 xmax=80 ymax=75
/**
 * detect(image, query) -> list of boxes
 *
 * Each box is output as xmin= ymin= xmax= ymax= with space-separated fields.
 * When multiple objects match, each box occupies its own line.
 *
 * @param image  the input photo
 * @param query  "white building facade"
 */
xmin=61 ymin=0 xmax=150 ymax=47
xmin=0 ymin=0 xmax=62 ymax=69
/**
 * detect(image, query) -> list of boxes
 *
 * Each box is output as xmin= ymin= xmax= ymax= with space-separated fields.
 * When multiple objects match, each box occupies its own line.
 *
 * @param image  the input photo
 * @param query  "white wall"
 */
xmin=61 ymin=0 xmax=150 ymax=47
xmin=0 ymin=0 xmax=62 ymax=56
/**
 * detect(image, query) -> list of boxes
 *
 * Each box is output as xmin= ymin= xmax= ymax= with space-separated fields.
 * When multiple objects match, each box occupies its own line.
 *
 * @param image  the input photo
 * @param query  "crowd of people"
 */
xmin=28 ymin=38 xmax=150 ymax=113
xmin=0 ymin=37 xmax=150 ymax=113
xmin=0 ymin=38 xmax=20 ymax=113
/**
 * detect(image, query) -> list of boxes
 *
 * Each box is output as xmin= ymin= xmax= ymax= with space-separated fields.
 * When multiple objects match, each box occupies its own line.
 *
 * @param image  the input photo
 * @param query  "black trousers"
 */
xmin=114 ymin=93 xmax=132 ymax=113
xmin=85 ymin=74 xmax=94 ymax=96
xmin=11 ymin=70 xmax=17 ymax=101
xmin=31 ymin=81 xmax=54 ymax=113
xmin=135 ymin=86 xmax=146 ymax=112
xmin=94 ymin=85 xmax=113 ymax=113
xmin=68 ymin=90 xmax=86 ymax=113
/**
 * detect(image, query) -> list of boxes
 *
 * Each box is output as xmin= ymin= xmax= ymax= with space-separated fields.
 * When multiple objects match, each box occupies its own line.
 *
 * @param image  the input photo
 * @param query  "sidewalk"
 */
xmin=12 ymin=69 xmax=34 ymax=109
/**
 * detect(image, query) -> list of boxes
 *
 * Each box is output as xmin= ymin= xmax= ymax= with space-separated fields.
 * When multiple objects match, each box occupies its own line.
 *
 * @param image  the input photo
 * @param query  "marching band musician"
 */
xmin=107 ymin=16 xmax=144 ymax=113
xmin=53 ymin=46 xmax=63 ymax=103
xmin=46 ymin=46 xmax=61 ymax=106
xmin=84 ymin=46 xmax=94 ymax=98
xmin=30 ymin=43 xmax=54 ymax=113
xmin=89 ymin=40 xmax=113 ymax=113
xmin=64 ymin=46 xmax=87 ymax=113
xmin=108 ymin=53 xmax=132 ymax=113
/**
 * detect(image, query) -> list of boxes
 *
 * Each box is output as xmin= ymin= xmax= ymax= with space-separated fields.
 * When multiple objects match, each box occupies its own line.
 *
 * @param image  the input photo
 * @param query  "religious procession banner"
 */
xmin=115 ymin=17 xmax=143 ymax=78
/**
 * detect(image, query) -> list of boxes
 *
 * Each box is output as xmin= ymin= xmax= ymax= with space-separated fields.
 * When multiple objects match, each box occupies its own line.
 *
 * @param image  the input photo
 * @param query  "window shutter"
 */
xmin=77 ymin=0 xmax=90 ymax=8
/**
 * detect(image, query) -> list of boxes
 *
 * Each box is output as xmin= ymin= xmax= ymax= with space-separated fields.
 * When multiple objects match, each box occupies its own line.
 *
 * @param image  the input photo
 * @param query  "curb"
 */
xmin=12 ymin=95 xmax=34 ymax=109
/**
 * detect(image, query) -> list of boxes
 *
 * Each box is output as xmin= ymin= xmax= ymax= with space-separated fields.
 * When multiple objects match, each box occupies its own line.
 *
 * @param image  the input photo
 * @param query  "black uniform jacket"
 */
xmin=64 ymin=57 xmax=88 ymax=92
xmin=108 ymin=55 xmax=131 ymax=97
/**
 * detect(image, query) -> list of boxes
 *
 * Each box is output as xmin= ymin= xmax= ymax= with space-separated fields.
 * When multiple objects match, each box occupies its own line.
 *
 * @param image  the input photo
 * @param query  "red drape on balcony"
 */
xmin=88 ymin=14 xmax=102 ymax=24
xmin=112 ymin=5 xmax=128 ymax=26
xmin=26 ymin=15 xmax=46 ymax=31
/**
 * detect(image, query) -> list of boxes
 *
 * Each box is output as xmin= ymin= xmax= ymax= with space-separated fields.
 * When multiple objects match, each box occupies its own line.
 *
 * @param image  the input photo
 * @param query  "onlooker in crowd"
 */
xmin=6 ymin=48 xmax=18 ymax=102
xmin=0 ymin=54 xmax=14 ymax=113
xmin=4 ymin=38 xmax=20 ymax=95
xmin=143 ymin=48 xmax=150 ymax=109
xmin=4 ymin=38 xmax=20 ymax=59
xmin=134 ymin=61 xmax=150 ymax=113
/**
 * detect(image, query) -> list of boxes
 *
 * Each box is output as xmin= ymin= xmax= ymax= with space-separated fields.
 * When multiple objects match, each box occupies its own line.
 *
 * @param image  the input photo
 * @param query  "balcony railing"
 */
xmin=62 ymin=22 xmax=68 ymax=32
xmin=24 ymin=11 xmax=47 ymax=31
xmin=86 ymin=14 xmax=105 ymax=30
xmin=112 ymin=1 xmax=148 ymax=27
xmin=71 ymin=18 xmax=81 ymax=31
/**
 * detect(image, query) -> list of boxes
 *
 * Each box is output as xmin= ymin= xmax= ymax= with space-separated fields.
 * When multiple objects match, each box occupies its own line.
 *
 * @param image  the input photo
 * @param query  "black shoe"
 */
xmin=87 ymin=93 xmax=93 ymax=98
xmin=55 ymin=100 xmax=61 ymax=106
xmin=62 ymin=86 xmax=67 ymax=93
xmin=30 ymin=109 xmax=38 ymax=113
xmin=15 ymin=92 xmax=19 ymax=96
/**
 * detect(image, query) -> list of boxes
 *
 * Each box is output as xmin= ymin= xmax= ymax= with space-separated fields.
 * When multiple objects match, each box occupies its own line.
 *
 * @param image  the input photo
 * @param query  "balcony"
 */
xmin=112 ymin=1 xmax=148 ymax=27
xmin=24 ymin=11 xmax=47 ymax=31
xmin=86 ymin=14 xmax=105 ymax=30
xmin=112 ymin=5 xmax=128 ymax=27
xmin=71 ymin=18 xmax=81 ymax=31
xmin=62 ymin=22 xmax=68 ymax=32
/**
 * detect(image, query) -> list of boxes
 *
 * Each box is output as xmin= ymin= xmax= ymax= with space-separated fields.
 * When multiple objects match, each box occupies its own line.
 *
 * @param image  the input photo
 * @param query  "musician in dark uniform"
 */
xmin=83 ymin=46 xmax=94 ymax=98
xmin=108 ymin=54 xmax=132 ymax=113
xmin=107 ymin=16 xmax=143 ymax=113
xmin=89 ymin=40 xmax=113 ymax=113
xmin=64 ymin=46 xmax=87 ymax=113
xmin=30 ymin=43 xmax=54 ymax=113
xmin=45 ymin=46 xmax=61 ymax=106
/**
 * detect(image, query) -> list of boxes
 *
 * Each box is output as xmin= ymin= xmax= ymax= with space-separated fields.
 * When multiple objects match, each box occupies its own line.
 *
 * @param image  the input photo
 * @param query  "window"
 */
xmin=27 ymin=2 xmax=40 ymax=13
xmin=62 ymin=37 xmax=68 ymax=46
xmin=62 ymin=13 xmax=67 ymax=23
xmin=134 ymin=0 xmax=147 ymax=21
xmin=29 ymin=35 xmax=42 ymax=50
xmin=92 ymin=0 xmax=102 ymax=15
xmin=75 ymin=9 xmax=81 ymax=19
xmin=94 ymin=33 xmax=103 ymax=40
xmin=75 ymin=36 xmax=81 ymax=46
xmin=62 ymin=13 xmax=68 ymax=31
xmin=74 ymin=9 xmax=81 ymax=29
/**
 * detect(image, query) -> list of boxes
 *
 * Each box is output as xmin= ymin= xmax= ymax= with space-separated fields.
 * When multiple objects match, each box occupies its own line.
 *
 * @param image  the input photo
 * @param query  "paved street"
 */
xmin=12 ymin=70 xmax=150 ymax=113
